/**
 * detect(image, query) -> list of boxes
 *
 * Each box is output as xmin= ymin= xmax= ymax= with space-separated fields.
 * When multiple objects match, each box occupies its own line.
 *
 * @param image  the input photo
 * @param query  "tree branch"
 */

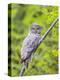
xmin=20 ymin=17 xmax=58 ymax=76
xmin=19 ymin=65 xmax=25 ymax=76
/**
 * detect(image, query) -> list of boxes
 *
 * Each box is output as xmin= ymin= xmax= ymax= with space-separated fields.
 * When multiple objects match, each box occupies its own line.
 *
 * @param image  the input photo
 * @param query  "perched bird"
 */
xmin=20 ymin=23 xmax=42 ymax=68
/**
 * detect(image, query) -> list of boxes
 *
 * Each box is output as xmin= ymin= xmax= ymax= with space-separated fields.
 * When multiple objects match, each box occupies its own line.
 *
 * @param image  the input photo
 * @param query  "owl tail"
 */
xmin=20 ymin=58 xmax=28 ymax=68
xmin=20 ymin=58 xmax=26 ymax=63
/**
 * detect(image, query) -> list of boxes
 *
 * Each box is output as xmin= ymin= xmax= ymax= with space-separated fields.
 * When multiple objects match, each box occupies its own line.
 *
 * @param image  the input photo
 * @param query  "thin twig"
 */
xmin=38 ymin=17 xmax=58 ymax=45
xmin=19 ymin=65 xmax=25 ymax=76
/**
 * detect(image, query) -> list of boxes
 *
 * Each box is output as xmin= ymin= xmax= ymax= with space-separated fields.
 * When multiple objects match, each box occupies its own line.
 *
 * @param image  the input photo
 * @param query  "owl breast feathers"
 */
xmin=21 ymin=33 xmax=41 ymax=63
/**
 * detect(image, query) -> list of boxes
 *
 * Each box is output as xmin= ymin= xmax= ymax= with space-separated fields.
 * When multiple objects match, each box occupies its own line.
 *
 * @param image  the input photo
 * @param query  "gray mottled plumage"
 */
xmin=21 ymin=23 xmax=42 ymax=67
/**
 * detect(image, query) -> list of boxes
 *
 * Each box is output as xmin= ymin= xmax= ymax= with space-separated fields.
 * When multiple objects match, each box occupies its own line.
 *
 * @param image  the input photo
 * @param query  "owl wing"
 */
xmin=22 ymin=35 xmax=39 ymax=52
xmin=21 ymin=35 xmax=40 ymax=62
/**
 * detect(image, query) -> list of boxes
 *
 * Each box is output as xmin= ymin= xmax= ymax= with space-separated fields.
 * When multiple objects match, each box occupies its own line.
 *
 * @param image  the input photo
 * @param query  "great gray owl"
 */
xmin=20 ymin=23 xmax=42 ymax=68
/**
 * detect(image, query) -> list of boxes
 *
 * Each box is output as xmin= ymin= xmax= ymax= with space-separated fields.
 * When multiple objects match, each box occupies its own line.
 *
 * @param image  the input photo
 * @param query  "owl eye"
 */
xmin=32 ymin=28 xmax=35 ymax=30
xmin=37 ymin=27 xmax=40 ymax=29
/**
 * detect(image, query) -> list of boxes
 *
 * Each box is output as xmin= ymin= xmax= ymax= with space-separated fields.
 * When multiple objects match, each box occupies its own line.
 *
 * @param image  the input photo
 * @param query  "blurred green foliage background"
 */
xmin=8 ymin=4 xmax=58 ymax=76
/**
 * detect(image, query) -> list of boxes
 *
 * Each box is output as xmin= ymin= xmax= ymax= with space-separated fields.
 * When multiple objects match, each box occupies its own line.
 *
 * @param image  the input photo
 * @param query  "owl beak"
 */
xmin=35 ymin=28 xmax=37 ymax=32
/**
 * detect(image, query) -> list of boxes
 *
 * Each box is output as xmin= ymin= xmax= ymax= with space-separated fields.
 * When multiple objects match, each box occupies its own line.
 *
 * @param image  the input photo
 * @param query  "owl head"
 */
xmin=30 ymin=23 xmax=42 ymax=34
